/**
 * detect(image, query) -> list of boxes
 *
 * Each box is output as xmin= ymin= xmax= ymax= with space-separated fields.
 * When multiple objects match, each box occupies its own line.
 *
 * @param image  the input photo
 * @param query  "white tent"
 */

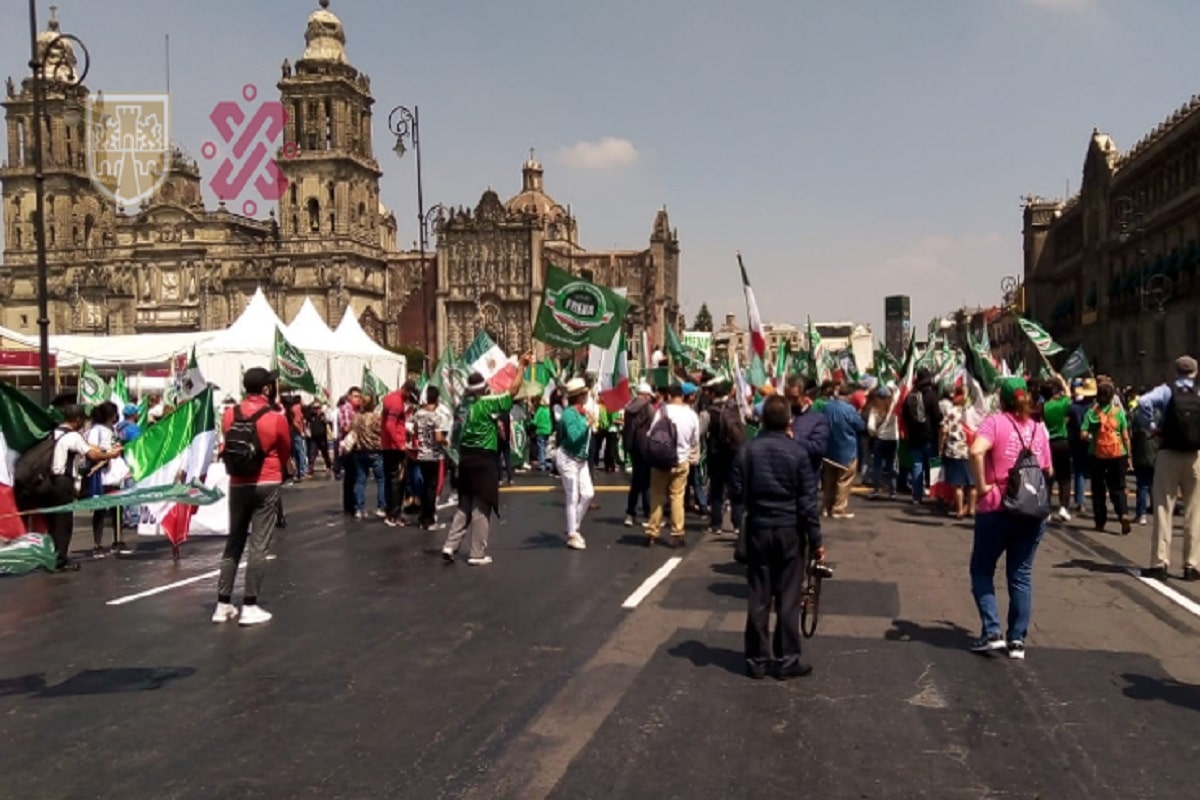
xmin=194 ymin=288 xmax=286 ymax=399
xmin=284 ymin=297 xmax=336 ymax=395
xmin=331 ymin=307 xmax=406 ymax=395
xmin=0 ymin=325 xmax=211 ymax=369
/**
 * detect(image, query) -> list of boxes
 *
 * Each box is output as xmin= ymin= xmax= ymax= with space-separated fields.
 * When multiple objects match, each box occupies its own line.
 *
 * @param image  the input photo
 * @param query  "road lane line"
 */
xmin=106 ymin=570 xmax=221 ymax=606
xmin=1128 ymin=568 xmax=1200 ymax=617
xmin=621 ymin=556 xmax=682 ymax=609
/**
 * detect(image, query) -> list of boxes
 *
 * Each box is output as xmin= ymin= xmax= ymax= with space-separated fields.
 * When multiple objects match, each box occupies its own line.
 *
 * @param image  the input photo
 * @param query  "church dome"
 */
xmin=302 ymin=0 xmax=347 ymax=63
xmin=505 ymin=155 xmax=568 ymax=222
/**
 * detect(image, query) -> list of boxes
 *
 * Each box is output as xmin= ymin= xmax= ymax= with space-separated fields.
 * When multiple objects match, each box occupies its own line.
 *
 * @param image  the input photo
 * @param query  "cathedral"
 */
xmin=1 ymin=2 xmax=680 ymax=361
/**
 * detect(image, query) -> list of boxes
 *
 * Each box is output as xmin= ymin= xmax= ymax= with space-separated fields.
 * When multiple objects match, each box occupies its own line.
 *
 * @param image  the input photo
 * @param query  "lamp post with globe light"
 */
xmin=388 ymin=104 xmax=437 ymax=358
xmin=27 ymin=2 xmax=90 ymax=404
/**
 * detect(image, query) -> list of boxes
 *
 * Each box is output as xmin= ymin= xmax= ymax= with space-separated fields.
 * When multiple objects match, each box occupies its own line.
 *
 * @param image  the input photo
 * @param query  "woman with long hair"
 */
xmin=967 ymin=377 xmax=1053 ymax=660
xmin=84 ymin=402 xmax=130 ymax=557
xmin=349 ymin=393 xmax=386 ymax=520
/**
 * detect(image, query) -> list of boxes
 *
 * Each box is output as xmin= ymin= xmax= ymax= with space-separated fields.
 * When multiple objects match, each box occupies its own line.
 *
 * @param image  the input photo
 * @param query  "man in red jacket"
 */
xmin=380 ymin=381 xmax=415 ymax=526
xmin=213 ymin=367 xmax=292 ymax=627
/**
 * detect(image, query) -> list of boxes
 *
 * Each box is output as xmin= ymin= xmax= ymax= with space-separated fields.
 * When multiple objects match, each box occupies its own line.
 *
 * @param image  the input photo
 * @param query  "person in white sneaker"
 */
xmin=212 ymin=367 xmax=291 ymax=626
xmin=555 ymin=379 xmax=594 ymax=551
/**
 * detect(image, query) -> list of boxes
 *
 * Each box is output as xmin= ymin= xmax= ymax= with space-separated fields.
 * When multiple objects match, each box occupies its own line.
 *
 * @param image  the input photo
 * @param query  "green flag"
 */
xmin=272 ymin=328 xmax=319 ymax=394
xmin=746 ymin=353 xmax=768 ymax=388
xmin=1060 ymin=346 xmax=1092 ymax=380
xmin=78 ymin=360 xmax=109 ymax=408
xmin=111 ymin=368 xmax=129 ymax=407
xmin=362 ymin=365 xmax=389 ymax=399
xmin=666 ymin=326 xmax=708 ymax=371
xmin=533 ymin=263 xmax=630 ymax=349
xmin=34 ymin=481 xmax=223 ymax=516
xmin=428 ymin=346 xmax=467 ymax=406
xmin=773 ymin=339 xmax=790 ymax=383
xmin=1017 ymin=318 xmax=1064 ymax=356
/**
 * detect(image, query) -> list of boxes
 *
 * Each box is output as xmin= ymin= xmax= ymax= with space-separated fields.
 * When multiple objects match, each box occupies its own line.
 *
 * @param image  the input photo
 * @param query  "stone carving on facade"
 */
xmin=0 ymin=275 xmax=12 ymax=300
xmin=281 ymin=58 xmax=292 ymax=78
xmin=160 ymin=267 xmax=181 ymax=303
xmin=274 ymin=263 xmax=296 ymax=287
xmin=47 ymin=273 xmax=69 ymax=299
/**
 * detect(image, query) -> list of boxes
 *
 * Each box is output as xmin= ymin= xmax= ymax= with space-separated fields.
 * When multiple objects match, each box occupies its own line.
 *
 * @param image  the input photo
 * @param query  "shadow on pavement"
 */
xmin=710 ymin=562 xmax=745 ymax=577
xmin=518 ymin=532 xmax=565 ymax=550
xmin=884 ymin=618 xmax=975 ymax=650
xmin=36 ymin=667 xmax=196 ymax=697
xmin=889 ymin=515 xmax=948 ymax=530
xmin=0 ymin=674 xmax=46 ymax=696
xmin=708 ymin=582 xmax=748 ymax=601
xmin=1121 ymin=673 xmax=1200 ymax=712
xmin=1052 ymin=558 xmax=1132 ymax=575
xmin=666 ymin=639 xmax=745 ymax=676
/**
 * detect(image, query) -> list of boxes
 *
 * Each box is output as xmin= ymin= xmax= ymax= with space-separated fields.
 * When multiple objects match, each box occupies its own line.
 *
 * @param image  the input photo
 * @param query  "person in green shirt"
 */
xmin=1040 ymin=377 xmax=1073 ymax=522
xmin=532 ymin=398 xmax=553 ymax=471
xmin=1081 ymin=381 xmax=1132 ymax=535
xmin=555 ymin=378 xmax=594 ymax=551
xmin=442 ymin=354 xmax=532 ymax=566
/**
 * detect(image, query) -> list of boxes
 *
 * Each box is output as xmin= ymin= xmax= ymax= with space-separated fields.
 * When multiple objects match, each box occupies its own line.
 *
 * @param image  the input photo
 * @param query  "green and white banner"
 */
xmin=682 ymin=331 xmax=713 ymax=363
xmin=1017 ymin=318 xmax=1065 ymax=356
xmin=533 ymin=264 xmax=629 ymax=349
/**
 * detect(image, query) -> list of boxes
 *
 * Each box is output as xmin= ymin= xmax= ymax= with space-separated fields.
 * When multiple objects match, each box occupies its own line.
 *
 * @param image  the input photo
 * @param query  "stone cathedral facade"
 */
xmin=1 ymin=2 xmax=680 ymax=360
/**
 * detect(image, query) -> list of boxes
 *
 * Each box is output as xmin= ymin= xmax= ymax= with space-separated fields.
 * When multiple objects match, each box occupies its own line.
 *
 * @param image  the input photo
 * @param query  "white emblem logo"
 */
xmin=86 ymin=93 xmax=171 ymax=207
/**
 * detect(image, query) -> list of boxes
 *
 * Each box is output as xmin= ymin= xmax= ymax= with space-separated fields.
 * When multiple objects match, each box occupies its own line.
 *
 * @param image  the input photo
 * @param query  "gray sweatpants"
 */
xmin=443 ymin=495 xmax=490 ymax=559
xmin=218 ymin=482 xmax=280 ymax=602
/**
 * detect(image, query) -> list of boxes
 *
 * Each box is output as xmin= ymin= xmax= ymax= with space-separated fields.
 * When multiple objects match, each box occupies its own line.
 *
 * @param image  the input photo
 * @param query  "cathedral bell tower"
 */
xmin=277 ymin=0 xmax=382 ymax=246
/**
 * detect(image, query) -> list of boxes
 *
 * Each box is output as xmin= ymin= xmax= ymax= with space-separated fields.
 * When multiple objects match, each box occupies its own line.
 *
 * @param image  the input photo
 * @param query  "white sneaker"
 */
xmin=566 ymin=533 xmax=587 ymax=551
xmin=211 ymin=602 xmax=239 ymax=624
xmin=624 ymin=515 xmax=634 ymax=528
xmin=1007 ymin=640 xmax=1026 ymax=660
xmin=1057 ymin=507 xmax=1072 ymax=522
xmin=239 ymin=605 xmax=273 ymax=626
xmin=467 ymin=556 xmax=493 ymax=566
xmin=1137 ymin=515 xmax=1149 ymax=526
xmin=375 ymin=509 xmax=387 ymax=518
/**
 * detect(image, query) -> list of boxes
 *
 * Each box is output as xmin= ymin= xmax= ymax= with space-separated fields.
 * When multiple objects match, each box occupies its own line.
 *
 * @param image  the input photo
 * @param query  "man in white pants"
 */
xmin=1137 ymin=355 xmax=1200 ymax=581
xmin=555 ymin=378 xmax=594 ymax=551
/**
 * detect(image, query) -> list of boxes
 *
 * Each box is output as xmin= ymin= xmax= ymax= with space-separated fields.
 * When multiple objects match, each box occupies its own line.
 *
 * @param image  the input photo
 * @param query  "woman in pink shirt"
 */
xmin=967 ymin=377 xmax=1053 ymax=661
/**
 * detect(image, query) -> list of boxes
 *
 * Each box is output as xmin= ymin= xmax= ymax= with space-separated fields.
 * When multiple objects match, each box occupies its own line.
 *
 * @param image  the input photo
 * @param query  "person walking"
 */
xmin=1040 ymin=378 xmax=1073 ymax=522
xmin=967 ymin=377 xmax=1052 ymax=660
xmin=821 ymin=383 xmax=865 ymax=519
xmin=728 ymin=395 xmax=824 ymax=680
xmin=622 ymin=383 xmax=657 ymax=528
xmin=349 ymin=394 xmax=386 ymax=521
xmin=1066 ymin=378 xmax=1096 ymax=514
xmin=412 ymin=385 xmax=450 ymax=530
xmin=645 ymin=384 xmax=700 ymax=548
xmin=1080 ymin=381 xmax=1133 ymax=535
xmin=706 ymin=381 xmax=746 ymax=534
xmin=337 ymin=387 xmax=362 ymax=515
xmin=306 ymin=400 xmax=333 ymax=476
xmin=83 ymin=402 xmax=129 ymax=558
xmin=1128 ymin=389 xmax=1157 ymax=527
xmin=380 ymin=382 xmax=412 ymax=525
xmin=555 ymin=378 xmax=594 ymax=550
xmin=213 ymin=367 xmax=291 ymax=625
xmin=442 ymin=356 xmax=531 ymax=565
xmin=939 ymin=385 xmax=976 ymax=519
xmin=532 ymin=397 xmax=553 ymax=471
xmin=902 ymin=368 xmax=942 ymax=505
xmin=285 ymin=396 xmax=309 ymax=483
xmin=867 ymin=385 xmax=899 ymax=499
xmin=1137 ymin=355 xmax=1200 ymax=581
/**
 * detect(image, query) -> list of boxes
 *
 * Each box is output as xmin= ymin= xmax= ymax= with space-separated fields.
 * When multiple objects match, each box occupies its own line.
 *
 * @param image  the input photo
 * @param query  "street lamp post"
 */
xmin=388 ymin=104 xmax=436 ymax=359
xmin=27 ymin=1 xmax=89 ymax=405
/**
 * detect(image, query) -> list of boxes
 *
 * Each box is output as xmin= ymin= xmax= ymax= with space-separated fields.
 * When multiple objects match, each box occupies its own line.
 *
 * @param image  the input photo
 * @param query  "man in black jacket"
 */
xmin=786 ymin=376 xmax=829 ymax=477
xmin=706 ymin=382 xmax=745 ymax=533
xmin=729 ymin=395 xmax=825 ymax=680
xmin=902 ymin=368 xmax=943 ymax=505
xmin=622 ymin=383 xmax=657 ymax=527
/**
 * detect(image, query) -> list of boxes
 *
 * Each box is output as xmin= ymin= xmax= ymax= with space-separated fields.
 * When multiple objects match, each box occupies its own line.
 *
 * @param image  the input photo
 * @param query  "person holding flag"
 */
xmin=555 ymin=378 xmax=594 ymax=551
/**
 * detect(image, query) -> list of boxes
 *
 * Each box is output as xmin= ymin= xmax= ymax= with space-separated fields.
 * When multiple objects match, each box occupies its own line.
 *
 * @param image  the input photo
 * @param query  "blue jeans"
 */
xmin=353 ymin=451 xmax=386 ymax=513
xmin=872 ymin=439 xmax=897 ymax=494
xmin=291 ymin=432 xmax=308 ymax=478
xmin=708 ymin=454 xmax=743 ymax=531
xmin=969 ymin=511 xmax=1046 ymax=642
xmin=1134 ymin=465 xmax=1154 ymax=518
xmin=535 ymin=435 xmax=549 ymax=470
xmin=1071 ymin=450 xmax=1090 ymax=508
xmin=687 ymin=463 xmax=708 ymax=510
xmin=909 ymin=442 xmax=933 ymax=502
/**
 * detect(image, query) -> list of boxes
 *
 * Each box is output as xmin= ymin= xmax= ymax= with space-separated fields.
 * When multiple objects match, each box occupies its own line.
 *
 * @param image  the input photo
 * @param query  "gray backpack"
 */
xmin=1000 ymin=417 xmax=1051 ymax=521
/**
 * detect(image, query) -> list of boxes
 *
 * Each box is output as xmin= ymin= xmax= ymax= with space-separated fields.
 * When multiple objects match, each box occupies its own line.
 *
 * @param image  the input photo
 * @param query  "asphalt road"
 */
xmin=1 ymin=470 xmax=1198 ymax=800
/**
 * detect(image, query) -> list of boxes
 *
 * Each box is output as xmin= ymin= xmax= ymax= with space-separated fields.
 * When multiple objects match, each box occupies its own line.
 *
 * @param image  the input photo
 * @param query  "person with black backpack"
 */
xmin=644 ymin=384 xmax=700 ymax=548
xmin=706 ymin=381 xmax=746 ymax=534
xmin=213 ymin=367 xmax=292 ymax=626
xmin=622 ymin=383 xmax=657 ymax=527
xmin=14 ymin=404 xmax=122 ymax=572
xmin=1136 ymin=355 xmax=1200 ymax=581
xmin=967 ymin=377 xmax=1053 ymax=661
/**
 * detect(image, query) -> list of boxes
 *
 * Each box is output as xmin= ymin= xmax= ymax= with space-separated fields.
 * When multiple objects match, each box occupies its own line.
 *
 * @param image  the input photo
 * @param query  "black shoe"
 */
xmin=746 ymin=663 xmax=767 ymax=680
xmin=777 ymin=663 xmax=814 ymax=680
xmin=644 ymin=535 xmax=657 ymax=548
xmin=112 ymin=541 xmax=132 ymax=554
xmin=669 ymin=536 xmax=686 ymax=549
xmin=1183 ymin=567 xmax=1200 ymax=582
xmin=1141 ymin=566 xmax=1169 ymax=581
xmin=55 ymin=559 xmax=81 ymax=572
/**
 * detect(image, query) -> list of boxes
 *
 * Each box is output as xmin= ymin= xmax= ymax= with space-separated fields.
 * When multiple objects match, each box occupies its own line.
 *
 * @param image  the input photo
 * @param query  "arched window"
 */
xmin=324 ymin=98 xmax=333 ymax=150
xmin=291 ymin=214 xmax=299 ymax=234
xmin=14 ymin=226 xmax=21 ymax=248
xmin=357 ymin=202 xmax=366 ymax=225
xmin=307 ymin=198 xmax=320 ymax=232
xmin=327 ymin=182 xmax=335 ymax=204
xmin=289 ymin=183 xmax=297 ymax=207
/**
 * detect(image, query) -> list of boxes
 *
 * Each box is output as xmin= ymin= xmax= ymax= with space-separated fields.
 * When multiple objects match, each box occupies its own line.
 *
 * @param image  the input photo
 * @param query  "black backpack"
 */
xmin=222 ymin=407 xmax=271 ymax=477
xmin=1161 ymin=384 xmax=1200 ymax=452
xmin=718 ymin=402 xmax=746 ymax=450
xmin=644 ymin=410 xmax=679 ymax=470
xmin=13 ymin=430 xmax=62 ymax=502
xmin=1000 ymin=417 xmax=1051 ymax=521
xmin=906 ymin=391 xmax=927 ymax=427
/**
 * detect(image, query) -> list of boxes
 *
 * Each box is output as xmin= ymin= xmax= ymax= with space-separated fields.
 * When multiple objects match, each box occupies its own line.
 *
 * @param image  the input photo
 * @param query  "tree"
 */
xmin=388 ymin=345 xmax=428 ymax=378
xmin=692 ymin=302 xmax=714 ymax=332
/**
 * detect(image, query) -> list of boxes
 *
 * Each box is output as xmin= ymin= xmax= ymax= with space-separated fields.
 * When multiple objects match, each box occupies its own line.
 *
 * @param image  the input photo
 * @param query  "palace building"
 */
xmin=1024 ymin=95 xmax=1200 ymax=386
xmin=0 ymin=1 xmax=681 ymax=362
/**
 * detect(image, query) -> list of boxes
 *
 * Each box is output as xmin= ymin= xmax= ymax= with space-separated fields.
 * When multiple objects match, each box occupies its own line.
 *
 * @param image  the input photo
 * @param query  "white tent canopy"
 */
xmin=0 ymin=325 xmax=211 ymax=369
xmin=329 ymin=307 xmax=406 ymax=395
xmin=194 ymin=287 xmax=287 ymax=398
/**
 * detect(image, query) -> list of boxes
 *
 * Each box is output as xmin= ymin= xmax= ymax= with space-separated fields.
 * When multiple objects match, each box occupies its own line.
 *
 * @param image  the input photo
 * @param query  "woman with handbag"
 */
xmin=967 ymin=377 xmax=1053 ymax=661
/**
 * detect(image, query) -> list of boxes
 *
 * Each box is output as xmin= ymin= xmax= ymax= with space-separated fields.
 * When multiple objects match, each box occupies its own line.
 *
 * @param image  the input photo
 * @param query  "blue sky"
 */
xmin=4 ymin=0 xmax=1200 ymax=336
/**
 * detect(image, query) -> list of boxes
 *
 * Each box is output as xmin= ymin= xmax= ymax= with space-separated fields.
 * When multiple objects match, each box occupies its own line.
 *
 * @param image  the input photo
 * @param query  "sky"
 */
xmin=4 ymin=0 xmax=1200 ymax=338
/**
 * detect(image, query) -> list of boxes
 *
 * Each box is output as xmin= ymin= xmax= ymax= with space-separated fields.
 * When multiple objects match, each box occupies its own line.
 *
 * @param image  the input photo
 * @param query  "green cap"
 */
xmin=998 ymin=376 xmax=1029 ymax=407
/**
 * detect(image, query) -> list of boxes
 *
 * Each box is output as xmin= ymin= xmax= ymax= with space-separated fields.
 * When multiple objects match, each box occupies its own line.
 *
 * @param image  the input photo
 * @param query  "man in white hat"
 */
xmin=622 ymin=382 xmax=658 ymax=527
xmin=555 ymin=378 xmax=595 ymax=550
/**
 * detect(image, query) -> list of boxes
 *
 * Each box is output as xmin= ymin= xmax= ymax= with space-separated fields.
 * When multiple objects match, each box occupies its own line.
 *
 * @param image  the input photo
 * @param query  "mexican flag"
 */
xmin=126 ymin=387 xmax=217 ymax=549
xmin=737 ymin=253 xmax=767 ymax=362
xmin=175 ymin=346 xmax=207 ymax=401
xmin=773 ymin=338 xmax=789 ymax=386
xmin=0 ymin=381 xmax=57 ymax=540
xmin=79 ymin=359 xmax=109 ymax=408
xmin=600 ymin=331 xmax=631 ymax=413
xmin=272 ymin=328 xmax=320 ymax=395
xmin=463 ymin=331 xmax=517 ymax=393
xmin=362 ymin=365 xmax=389 ymax=398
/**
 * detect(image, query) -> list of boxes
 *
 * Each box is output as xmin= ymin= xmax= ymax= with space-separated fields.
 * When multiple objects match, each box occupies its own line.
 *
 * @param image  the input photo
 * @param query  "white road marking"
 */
xmin=621 ymin=557 xmax=683 ymax=609
xmin=1128 ymin=568 xmax=1200 ymax=617
xmin=106 ymin=570 xmax=220 ymax=606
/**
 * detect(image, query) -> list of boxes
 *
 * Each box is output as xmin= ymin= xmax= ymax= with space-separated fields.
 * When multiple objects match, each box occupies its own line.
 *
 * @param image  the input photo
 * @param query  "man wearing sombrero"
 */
xmin=555 ymin=378 xmax=595 ymax=550
xmin=441 ymin=353 xmax=533 ymax=566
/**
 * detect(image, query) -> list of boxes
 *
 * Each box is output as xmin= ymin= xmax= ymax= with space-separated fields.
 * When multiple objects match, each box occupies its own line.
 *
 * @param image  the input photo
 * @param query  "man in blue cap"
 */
xmin=115 ymin=403 xmax=142 ymax=444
